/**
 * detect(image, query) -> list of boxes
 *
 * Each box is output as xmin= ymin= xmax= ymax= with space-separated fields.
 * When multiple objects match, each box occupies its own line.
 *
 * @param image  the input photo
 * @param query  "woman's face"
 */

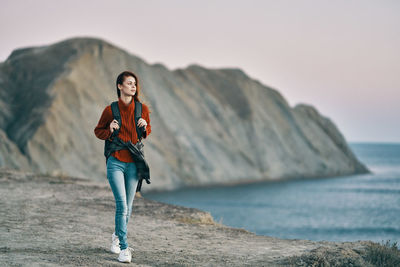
xmin=118 ymin=76 xmax=136 ymax=97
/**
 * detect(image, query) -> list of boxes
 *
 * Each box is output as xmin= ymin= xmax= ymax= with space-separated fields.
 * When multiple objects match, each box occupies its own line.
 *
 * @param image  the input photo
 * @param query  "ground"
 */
xmin=0 ymin=168 xmax=385 ymax=266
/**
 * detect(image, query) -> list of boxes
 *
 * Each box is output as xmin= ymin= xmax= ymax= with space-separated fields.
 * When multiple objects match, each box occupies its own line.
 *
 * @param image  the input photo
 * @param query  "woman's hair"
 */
xmin=116 ymin=71 xmax=141 ymax=102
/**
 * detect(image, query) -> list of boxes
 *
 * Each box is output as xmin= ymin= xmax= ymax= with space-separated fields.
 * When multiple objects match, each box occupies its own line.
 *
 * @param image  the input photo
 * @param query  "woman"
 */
xmin=94 ymin=71 xmax=151 ymax=263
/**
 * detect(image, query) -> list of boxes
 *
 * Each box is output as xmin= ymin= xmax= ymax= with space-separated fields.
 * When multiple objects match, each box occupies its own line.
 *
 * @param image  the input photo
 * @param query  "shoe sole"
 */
xmin=111 ymin=248 xmax=120 ymax=254
xmin=118 ymin=258 xmax=131 ymax=263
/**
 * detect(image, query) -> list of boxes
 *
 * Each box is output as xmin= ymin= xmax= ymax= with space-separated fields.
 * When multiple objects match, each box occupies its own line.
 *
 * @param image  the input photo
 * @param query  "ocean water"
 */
xmin=144 ymin=143 xmax=400 ymax=243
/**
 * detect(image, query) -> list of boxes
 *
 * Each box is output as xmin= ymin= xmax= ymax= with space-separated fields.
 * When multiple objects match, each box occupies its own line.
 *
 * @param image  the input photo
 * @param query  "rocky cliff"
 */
xmin=0 ymin=37 xmax=369 ymax=191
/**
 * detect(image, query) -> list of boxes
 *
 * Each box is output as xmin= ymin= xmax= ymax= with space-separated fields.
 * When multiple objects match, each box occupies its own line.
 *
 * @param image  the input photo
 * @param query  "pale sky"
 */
xmin=1 ymin=0 xmax=399 ymax=142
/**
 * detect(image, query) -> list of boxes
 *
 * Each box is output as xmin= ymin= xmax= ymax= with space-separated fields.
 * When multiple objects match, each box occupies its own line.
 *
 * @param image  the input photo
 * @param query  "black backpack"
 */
xmin=103 ymin=100 xmax=149 ymax=192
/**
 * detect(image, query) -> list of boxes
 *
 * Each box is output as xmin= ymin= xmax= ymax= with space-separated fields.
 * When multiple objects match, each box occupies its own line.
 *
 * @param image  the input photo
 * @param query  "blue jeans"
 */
xmin=106 ymin=155 xmax=139 ymax=250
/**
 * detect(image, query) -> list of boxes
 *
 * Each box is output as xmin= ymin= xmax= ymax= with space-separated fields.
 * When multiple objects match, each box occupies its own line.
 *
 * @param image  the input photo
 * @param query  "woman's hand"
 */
xmin=109 ymin=119 xmax=120 ymax=133
xmin=137 ymin=118 xmax=147 ymax=129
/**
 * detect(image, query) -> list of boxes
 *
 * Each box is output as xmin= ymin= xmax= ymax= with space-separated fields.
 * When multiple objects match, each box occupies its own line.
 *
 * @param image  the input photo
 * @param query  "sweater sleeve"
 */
xmin=94 ymin=105 xmax=113 ymax=140
xmin=141 ymin=103 xmax=152 ymax=139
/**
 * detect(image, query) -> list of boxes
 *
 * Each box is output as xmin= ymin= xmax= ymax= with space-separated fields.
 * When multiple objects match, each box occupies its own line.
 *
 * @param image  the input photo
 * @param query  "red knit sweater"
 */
xmin=94 ymin=98 xmax=151 ymax=162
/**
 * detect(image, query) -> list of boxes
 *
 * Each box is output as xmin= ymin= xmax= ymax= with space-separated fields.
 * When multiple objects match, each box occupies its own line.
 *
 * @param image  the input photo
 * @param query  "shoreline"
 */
xmin=144 ymin=169 xmax=371 ymax=194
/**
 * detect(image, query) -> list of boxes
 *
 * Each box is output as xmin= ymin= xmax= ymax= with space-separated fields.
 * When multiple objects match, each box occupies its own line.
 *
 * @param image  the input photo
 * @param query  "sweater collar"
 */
xmin=118 ymin=97 xmax=135 ymax=111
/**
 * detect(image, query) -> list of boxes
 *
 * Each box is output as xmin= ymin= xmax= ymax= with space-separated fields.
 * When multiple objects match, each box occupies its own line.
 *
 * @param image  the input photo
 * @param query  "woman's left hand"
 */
xmin=137 ymin=118 xmax=147 ymax=128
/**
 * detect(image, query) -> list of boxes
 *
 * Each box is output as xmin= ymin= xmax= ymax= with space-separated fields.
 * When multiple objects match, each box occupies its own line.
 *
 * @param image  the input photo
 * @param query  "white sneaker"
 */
xmin=110 ymin=232 xmax=120 ymax=254
xmin=118 ymin=247 xmax=134 ymax=263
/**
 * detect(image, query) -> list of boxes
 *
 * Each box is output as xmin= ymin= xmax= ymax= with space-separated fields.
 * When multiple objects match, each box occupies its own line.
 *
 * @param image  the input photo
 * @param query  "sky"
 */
xmin=1 ymin=0 xmax=399 ymax=143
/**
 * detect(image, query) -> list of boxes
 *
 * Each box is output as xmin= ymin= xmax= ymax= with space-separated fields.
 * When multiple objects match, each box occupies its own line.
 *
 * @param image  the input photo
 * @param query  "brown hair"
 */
xmin=116 ymin=71 xmax=141 ymax=102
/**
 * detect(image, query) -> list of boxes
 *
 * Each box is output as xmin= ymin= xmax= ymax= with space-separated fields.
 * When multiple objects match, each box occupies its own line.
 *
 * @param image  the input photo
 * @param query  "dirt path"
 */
xmin=0 ymin=168 xmax=379 ymax=266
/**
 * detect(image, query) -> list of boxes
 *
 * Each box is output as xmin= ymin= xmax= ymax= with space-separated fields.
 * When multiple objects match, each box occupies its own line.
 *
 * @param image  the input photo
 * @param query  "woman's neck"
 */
xmin=120 ymin=94 xmax=133 ymax=106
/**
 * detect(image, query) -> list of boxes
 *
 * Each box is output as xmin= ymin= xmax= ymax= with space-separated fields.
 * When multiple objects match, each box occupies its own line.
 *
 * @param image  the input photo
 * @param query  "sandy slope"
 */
xmin=0 ymin=168 xmax=376 ymax=266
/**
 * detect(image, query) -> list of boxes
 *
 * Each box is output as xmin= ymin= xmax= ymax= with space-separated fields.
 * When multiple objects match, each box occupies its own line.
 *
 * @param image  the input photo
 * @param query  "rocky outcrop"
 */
xmin=0 ymin=37 xmax=369 ymax=191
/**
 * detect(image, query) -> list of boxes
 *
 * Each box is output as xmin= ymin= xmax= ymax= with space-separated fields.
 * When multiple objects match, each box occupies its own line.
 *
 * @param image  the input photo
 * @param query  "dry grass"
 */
xmin=363 ymin=240 xmax=400 ymax=267
xmin=176 ymin=213 xmax=216 ymax=225
xmin=280 ymin=239 xmax=400 ymax=267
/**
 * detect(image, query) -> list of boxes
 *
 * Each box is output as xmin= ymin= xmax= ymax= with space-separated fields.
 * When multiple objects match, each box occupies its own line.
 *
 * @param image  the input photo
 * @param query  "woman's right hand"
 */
xmin=110 ymin=119 xmax=120 ymax=133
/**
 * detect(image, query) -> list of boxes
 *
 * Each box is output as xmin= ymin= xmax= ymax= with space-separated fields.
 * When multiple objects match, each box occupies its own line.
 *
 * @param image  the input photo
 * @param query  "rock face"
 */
xmin=0 ymin=37 xmax=369 ymax=191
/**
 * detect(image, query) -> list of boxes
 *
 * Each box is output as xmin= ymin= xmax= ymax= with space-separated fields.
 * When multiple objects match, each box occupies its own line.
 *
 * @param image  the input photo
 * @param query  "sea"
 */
xmin=144 ymin=143 xmax=400 ymax=244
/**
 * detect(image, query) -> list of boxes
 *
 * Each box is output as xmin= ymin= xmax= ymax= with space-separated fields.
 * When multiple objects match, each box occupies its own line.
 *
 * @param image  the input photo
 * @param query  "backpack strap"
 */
xmin=110 ymin=100 xmax=144 ymax=141
xmin=110 ymin=101 xmax=121 ymax=139
xmin=134 ymin=101 xmax=144 ymax=141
